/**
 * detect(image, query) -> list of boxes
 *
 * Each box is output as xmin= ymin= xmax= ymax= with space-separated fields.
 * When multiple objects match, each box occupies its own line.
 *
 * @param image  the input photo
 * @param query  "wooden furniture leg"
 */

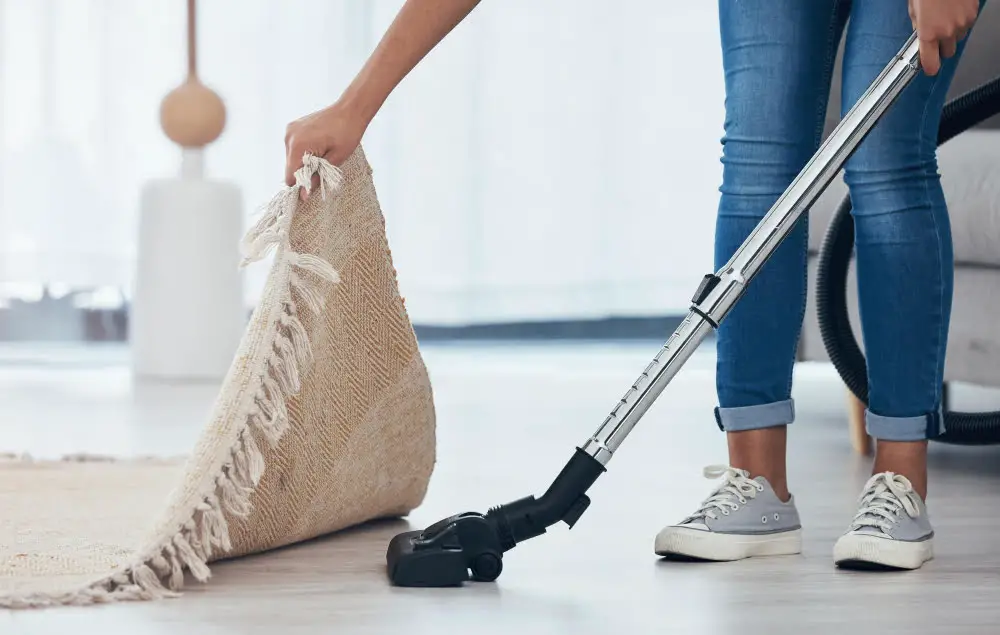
xmin=846 ymin=389 xmax=872 ymax=456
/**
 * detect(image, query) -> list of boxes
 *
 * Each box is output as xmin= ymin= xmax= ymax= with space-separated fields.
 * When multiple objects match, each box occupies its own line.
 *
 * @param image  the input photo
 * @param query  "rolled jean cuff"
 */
xmin=714 ymin=399 xmax=795 ymax=432
xmin=865 ymin=407 xmax=945 ymax=441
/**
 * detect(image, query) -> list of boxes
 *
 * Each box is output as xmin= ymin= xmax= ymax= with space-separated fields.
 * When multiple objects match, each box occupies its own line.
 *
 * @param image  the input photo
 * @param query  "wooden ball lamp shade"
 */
xmin=160 ymin=0 xmax=226 ymax=148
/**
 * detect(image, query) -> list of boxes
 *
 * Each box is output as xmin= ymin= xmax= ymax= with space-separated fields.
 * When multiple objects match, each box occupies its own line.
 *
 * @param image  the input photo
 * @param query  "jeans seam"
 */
xmin=785 ymin=0 xmax=848 ymax=399
xmin=918 ymin=71 xmax=946 ymax=421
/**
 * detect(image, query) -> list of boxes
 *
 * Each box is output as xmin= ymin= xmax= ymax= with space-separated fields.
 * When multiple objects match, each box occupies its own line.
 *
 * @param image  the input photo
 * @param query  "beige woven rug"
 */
xmin=0 ymin=148 xmax=437 ymax=609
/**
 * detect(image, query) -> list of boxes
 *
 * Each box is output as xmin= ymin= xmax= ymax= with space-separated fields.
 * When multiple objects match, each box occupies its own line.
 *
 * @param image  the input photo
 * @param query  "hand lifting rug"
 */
xmin=0 ymin=148 xmax=437 ymax=609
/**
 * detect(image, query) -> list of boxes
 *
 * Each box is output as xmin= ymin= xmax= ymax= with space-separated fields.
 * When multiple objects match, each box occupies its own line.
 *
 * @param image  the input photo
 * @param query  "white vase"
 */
xmin=131 ymin=151 xmax=245 ymax=380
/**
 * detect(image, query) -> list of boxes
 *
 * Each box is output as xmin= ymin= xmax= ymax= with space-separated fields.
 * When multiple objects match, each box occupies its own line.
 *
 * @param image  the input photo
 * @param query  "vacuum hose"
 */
xmin=816 ymin=75 xmax=1000 ymax=445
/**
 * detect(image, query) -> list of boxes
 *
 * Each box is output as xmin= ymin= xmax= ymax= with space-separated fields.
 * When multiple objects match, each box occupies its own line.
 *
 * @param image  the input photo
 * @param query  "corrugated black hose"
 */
xmin=815 ymin=76 xmax=1000 ymax=445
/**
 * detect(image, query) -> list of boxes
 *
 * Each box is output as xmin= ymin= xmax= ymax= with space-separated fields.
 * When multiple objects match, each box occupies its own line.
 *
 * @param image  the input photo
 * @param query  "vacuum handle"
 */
xmin=580 ymin=32 xmax=922 ymax=465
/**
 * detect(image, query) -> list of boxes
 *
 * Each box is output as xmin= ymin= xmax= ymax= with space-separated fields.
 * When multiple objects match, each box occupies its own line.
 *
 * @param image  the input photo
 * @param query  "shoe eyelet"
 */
xmin=774 ymin=513 xmax=780 ymax=521
xmin=738 ymin=498 xmax=746 ymax=504
xmin=722 ymin=510 xmax=730 ymax=516
xmin=761 ymin=515 xmax=768 ymax=524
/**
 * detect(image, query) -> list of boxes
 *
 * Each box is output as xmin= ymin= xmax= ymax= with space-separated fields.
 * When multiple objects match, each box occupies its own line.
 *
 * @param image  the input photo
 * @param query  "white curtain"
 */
xmin=0 ymin=0 xmax=725 ymax=325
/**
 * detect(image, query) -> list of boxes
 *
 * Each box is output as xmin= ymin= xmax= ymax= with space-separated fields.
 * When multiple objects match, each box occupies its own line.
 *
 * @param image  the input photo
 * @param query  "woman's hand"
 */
xmin=284 ymin=101 xmax=368 ymax=194
xmin=909 ymin=0 xmax=981 ymax=76
xmin=282 ymin=0 xmax=484 ymax=197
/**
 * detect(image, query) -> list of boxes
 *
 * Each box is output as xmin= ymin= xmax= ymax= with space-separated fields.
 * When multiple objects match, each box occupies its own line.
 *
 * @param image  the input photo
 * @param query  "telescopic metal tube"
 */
xmin=580 ymin=33 xmax=922 ymax=466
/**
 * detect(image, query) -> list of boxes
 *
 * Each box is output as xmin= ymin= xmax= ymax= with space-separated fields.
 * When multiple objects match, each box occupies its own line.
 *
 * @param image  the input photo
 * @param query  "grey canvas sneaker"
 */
xmin=833 ymin=472 xmax=934 ymax=570
xmin=654 ymin=465 xmax=802 ymax=561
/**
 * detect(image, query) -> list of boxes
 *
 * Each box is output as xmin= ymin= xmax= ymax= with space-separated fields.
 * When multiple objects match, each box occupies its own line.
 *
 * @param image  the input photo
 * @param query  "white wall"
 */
xmin=0 ymin=0 xmax=726 ymax=325
xmin=364 ymin=0 xmax=727 ymax=324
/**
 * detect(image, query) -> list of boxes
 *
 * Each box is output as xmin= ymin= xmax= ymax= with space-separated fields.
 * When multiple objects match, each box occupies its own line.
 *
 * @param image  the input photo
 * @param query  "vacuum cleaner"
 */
xmin=384 ymin=31 xmax=935 ymax=587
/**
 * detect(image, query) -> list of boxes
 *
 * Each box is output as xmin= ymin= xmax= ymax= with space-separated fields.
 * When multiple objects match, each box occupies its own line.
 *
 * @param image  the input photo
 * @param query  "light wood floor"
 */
xmin=2 ymin=342 xmax=1000 ymax=633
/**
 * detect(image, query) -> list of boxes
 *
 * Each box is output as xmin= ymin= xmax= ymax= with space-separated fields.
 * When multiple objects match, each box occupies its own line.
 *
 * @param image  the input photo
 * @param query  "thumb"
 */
xmin=285 ymin=143 xmax=302 ymax=187
xmin=299 ymin=173 xmax=320 ymax=202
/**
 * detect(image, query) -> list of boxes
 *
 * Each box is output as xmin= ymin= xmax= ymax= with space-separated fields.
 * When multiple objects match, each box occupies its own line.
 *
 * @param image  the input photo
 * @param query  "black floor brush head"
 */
xmin=385 ymin=512 xmax=507 ymax=587
xmin=385 ymin=529 xmax=470 ymax=587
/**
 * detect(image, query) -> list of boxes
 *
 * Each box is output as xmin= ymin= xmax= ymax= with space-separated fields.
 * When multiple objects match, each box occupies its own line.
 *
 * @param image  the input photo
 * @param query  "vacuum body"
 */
xmin=387 ymin=33 xmax=925 ymax=588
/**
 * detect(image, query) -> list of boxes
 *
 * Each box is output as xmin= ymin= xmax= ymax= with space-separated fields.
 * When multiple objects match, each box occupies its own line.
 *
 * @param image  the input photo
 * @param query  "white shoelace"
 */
xmin=684 ymin=465 xmax=764 ymax=522
xmin=850 ymin=472 xmax=921 ymax=533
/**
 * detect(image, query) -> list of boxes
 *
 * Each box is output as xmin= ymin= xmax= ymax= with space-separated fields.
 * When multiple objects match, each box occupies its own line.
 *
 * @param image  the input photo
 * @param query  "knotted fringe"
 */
xmin=0 ymin=154 xmax=343 ymax=610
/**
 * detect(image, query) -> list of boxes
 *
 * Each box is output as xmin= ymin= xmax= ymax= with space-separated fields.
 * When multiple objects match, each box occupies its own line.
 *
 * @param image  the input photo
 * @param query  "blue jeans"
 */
xmin=713 ymin=0 xmax=984 ymax=441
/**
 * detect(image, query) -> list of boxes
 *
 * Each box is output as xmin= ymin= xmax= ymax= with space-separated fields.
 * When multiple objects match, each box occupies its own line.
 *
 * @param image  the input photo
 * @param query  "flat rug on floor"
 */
xmin=0 ymin=148 xmax=437 ymax=610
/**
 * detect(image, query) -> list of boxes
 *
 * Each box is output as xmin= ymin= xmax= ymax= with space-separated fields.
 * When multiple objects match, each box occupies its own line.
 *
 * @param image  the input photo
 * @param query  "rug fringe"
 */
xmin=0 ymin=153 xmax=343 ymax=610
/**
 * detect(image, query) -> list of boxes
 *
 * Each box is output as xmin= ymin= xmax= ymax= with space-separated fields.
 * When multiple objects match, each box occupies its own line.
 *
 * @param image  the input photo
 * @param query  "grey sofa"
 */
xmin=798 ymin=6 xmax=1000 ymax=452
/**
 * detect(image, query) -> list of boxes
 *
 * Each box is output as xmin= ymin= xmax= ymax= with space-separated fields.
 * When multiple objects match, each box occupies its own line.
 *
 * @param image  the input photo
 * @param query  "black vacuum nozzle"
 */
xmin=385 ymin=513 xmax=505 ymax=587
xmin=386 ymin=449 xmax=606 ymax=587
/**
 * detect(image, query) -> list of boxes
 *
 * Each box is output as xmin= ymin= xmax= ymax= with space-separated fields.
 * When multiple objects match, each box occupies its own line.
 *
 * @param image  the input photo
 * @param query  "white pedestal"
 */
xmin=131 ymin=172 xmax=245 ymax=381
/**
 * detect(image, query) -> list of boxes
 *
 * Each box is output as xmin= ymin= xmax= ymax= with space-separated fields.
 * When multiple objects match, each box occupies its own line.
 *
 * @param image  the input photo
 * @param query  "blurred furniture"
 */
xmin=131 ymin=0 xmax=244 ymax=380
xmin=799 ymin=7 xmax=1000 ymax=454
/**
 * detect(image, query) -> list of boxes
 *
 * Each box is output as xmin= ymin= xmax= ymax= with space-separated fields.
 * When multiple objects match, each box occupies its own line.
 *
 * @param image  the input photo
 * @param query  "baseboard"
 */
xmin=0 ymin=304 xmax=695 ymax=344
xmin=412 ymin=315 xmax=693 ymax=342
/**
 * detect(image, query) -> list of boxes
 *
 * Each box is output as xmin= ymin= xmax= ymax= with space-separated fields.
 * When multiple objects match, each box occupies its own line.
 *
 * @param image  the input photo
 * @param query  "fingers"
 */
xmin=284 ymin=120 xmax=321 ymax=188
xmin=919 ymin=36 xmax=941 ymax=76
xmin=285 ymin=147 xmax=299 ymax=188
xmin=299 ymin=173 xmax=321 ymax=202
xmin=287 ymin=140 xmax=315 ymax=201
xmin=911 ymin=0 xmax=981 ymax=76
xmin=940 ymin=37 xmax=957 ymax=60
xmin=284 ymin=125 xmax=295 ymax=186
xmin=285 ymin=134 xmax=314 ymax=188
xmin=965 ymin=0 xmax=982 ymax=25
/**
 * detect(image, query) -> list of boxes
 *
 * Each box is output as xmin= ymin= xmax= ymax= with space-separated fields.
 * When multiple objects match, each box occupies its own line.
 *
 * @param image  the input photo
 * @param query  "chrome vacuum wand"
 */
xmin=580 ymin=33 xmax=922 ymax=467
xmin=386 ymin=33 xmax=924 ymax=588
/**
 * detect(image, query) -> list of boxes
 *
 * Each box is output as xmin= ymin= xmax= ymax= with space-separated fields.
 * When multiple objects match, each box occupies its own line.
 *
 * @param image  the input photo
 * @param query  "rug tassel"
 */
xmin=240 ymin=229 xmax=283 ymax=266
xmin=286 ymin=250 xmax=341 ymax=285
xmin=254 ymin=390 xmax=275 ymax=421
xmin=281 ymin=311 xmax=313 ymax=366
xmin=243 ymin=428 xmax=265 ymax=485
xmin=173 ymin=534 xmax=211 ymax=583
xmin=262 ymin=372 xmax=282 ymax=405
xmin=294 ymin=153 xmax=344 ymax=202
xmin=240 ymin=189 xmax=294 ymax=264
xmin=197 ymin=506 xmax=215 ymax=556
xmin=253 ymin=413 xmax=282 ymax=447
xmin=276 ymin=328 xmax=311 ymax=370
xmin=265 ymin=410 xmax=290 ymax=443
xmin=150 ymin=553 xmax=172 ymax=578
xmin=269 ymin=356 xmax=299 ymax=396
xmin=163 ymin=544 xmax=185 ymax=590
xmin=274 ymin=332 xmax=302 ymax=373
xmin=132 ymin=564 xmax=173 ymax=599
xmin=201 ymin=493 xmax=231 ymax=552
xmin=272 ymin=327 xmax=301 ymax=372
xmin=233 ymin=442 xmax=251 ymax=485
xmin=289 ymin=271 xmax=326 ymax=314
xmin=182 ymin=518 xmax=208 ymax=561
xmin=279 ymin=347 xmax=302 ymax=394
xmin=218 ymin=473 xmax=252 ymax=518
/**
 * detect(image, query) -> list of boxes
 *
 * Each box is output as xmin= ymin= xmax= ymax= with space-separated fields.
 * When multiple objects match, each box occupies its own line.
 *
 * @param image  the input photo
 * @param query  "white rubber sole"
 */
xmin=833 ymin=533 xmax=934 ymax=570
xmin=654 ymin=526 xmax=803 ymax=561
